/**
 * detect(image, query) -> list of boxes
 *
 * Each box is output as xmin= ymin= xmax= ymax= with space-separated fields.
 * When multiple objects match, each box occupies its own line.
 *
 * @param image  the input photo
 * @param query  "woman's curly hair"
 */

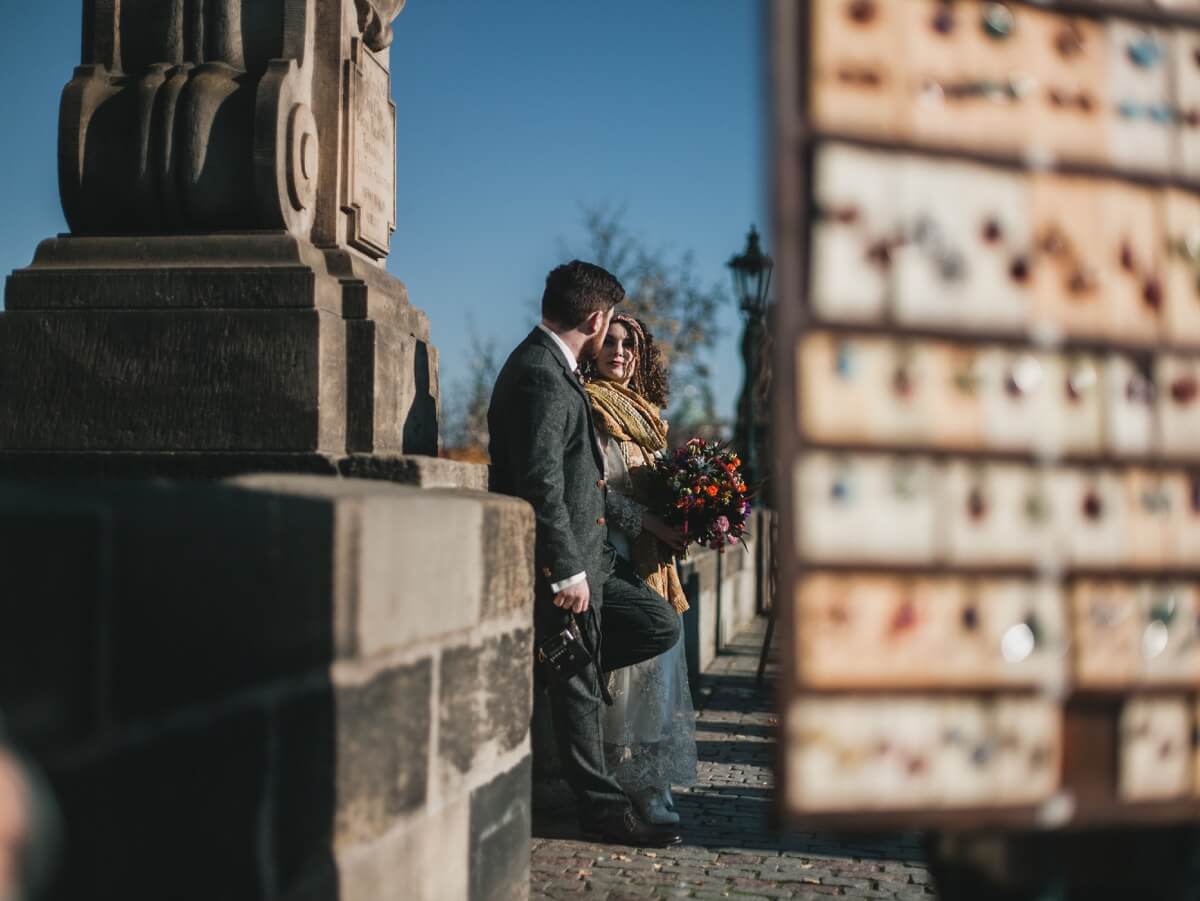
xmin=586 ymin=313 xmax=670 ymax=409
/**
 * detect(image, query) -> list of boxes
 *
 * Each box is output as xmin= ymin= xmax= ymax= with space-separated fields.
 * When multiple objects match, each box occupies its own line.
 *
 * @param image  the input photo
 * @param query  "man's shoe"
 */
xmin=582 ymin=807 xmax=682 ymax=847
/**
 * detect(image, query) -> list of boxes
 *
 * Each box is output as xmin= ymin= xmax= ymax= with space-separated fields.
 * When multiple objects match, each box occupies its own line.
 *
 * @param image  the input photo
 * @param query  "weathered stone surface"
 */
xmin=440 ymin=644 xmax=485 ymax=775
xmin=680 ymin=550 xmax=719 ymax=682
xmin=332 ymin=660 xmax=432 ymax=846
xmin=6 ymin=266 xmax=319 ymax=311
xmin=0 ymin=451 xmax=486 ymax=486
xmin=274 ymin=685 xmax=339 ymax=897
xmin=488 ymin=629 xmax=534 ymax=753
xmin=439 ymin=628 xmax=533 ymax=778
xmin=0 ymin=507 xmax=104 ymax=749
xmin=337 ymin=453 xmax=487 ymax=490
xmin=102 ymin=481 xmax=338 ymax=720
xmin=482 ymin=501 xmax=536 ymax=620
xmin=64 ymin=0 xmax=321 ymax=238
xmin=338 ymin=796 xmax=470 ymax=901
xmin=373 ymin=328 xmax=438 ymax=454
xmin=353 ymin=489 xmax=484 ymax=656
xmin=470 ymin=756 xmax=532 ymax=901
xmin=274 ymin=659 xmax=437 ymax=886
xmin=51 ymin=709 xmax=269 ymax=900
xmin=0 ymin=309 xmax=345 ymax=452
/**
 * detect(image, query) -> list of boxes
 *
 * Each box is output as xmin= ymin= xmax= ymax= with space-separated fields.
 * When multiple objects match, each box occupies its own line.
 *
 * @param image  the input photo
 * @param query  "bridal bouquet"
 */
xmin=656 ymin=438 xmax=753 ymax=554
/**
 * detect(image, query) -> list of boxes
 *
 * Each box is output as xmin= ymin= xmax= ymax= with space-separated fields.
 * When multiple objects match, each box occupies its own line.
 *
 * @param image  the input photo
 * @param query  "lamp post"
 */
xmin=727 ymin=225 xmax=774 ymax=489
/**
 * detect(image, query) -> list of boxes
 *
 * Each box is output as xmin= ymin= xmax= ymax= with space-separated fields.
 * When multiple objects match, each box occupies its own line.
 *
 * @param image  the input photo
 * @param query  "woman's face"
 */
xmin=597 ymin=321 xmax=637 ymax=385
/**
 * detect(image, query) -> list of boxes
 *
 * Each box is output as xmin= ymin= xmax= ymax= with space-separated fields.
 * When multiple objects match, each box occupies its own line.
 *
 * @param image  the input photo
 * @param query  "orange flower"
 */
xmin=731 ymin=456 xmax=741 ymax=469
xmin=737 ymin=483 xmax=747 ymax=493
xmin=706 ymin=485 xmax=718 ymax=497
xmin=695 ymin=498 xmax=705 ymax=508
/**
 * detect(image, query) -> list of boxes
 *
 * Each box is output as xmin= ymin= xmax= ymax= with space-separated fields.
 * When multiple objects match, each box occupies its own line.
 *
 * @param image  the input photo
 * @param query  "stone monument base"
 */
xmin=0 ymin=233 xmax=438 ymax=461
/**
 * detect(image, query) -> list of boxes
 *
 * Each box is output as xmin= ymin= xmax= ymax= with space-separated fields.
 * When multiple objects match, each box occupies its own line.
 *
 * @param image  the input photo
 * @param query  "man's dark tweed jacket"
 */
xmin=488 ymin=327 xmax=610 ymax=606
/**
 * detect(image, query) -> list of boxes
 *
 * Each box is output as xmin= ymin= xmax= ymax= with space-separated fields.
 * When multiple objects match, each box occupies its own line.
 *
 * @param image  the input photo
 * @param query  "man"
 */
xmin=489 ymin=260 xmax=682 ymax=846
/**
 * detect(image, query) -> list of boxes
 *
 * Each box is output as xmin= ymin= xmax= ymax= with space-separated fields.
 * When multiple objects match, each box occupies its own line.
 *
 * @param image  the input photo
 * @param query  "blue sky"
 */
xmin=0 ymin=1 xmax=766 ymax=424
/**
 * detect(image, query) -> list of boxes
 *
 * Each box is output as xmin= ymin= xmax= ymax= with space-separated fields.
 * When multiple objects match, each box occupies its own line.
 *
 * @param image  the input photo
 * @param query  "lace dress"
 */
xmin=599 ymin=434 xmax=698 ymax=794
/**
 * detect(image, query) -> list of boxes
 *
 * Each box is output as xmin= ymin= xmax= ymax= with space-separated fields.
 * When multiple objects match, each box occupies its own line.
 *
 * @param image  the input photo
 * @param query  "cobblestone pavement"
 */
xmin=530 ymin=618 xmax=934 ymax=900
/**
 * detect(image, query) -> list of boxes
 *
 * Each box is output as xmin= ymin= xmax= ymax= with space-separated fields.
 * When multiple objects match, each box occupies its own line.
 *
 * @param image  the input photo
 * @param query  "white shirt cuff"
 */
xmin=549 ymin=571 xmax=588 ymax=594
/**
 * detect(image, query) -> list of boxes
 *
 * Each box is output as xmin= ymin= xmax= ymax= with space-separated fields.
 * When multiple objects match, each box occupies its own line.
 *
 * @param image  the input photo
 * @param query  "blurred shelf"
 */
xmin=802 ymin=128 xmax=1200 ymax=194
xmin=800 ymin=318 xmax=1200 ymax=359
xmin=777 ymin=804 xmax=1042 ymax=834
xmin=796 ymin=438 xmax=1200 ymax=470
xmin=1012 ymin=0 xmax=1200 ymax=28
xmin=792 ymin=683 xmax=1200 ymax=697
xmin=796 ymin=560 xmax=1200 ymax=580
xmin=778 ymin=798 xmax=1200 ymax=834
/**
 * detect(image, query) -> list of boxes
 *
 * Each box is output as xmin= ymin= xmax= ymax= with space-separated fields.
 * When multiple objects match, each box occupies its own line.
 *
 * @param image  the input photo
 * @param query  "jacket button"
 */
xmin=596 ymin=479 xmax=606 ymax=489
xmin=596 ymin=517 xmax=606 ymax=526
xmin=541 ymin=567 xmax=552 ymax=578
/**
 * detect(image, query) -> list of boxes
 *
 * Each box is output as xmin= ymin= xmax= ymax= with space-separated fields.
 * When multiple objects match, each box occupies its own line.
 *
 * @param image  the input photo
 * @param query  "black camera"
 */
xmin=535 ymin=617 xmax=593 ymax=680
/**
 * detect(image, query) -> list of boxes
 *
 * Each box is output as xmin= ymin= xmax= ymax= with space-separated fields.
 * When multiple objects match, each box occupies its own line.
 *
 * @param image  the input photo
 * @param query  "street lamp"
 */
xmin=727 ymin=225 xmax=774 ymax=488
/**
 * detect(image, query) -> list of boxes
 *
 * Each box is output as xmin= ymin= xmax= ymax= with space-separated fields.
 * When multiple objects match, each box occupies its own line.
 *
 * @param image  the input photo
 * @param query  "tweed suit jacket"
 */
xmin=488 ymin=328 xmax=609 ymax=602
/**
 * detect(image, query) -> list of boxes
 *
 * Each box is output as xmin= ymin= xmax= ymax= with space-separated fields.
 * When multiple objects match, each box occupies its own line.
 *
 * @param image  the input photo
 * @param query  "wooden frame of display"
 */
xmin=773 ymin=0 xmax=1200 ymax=833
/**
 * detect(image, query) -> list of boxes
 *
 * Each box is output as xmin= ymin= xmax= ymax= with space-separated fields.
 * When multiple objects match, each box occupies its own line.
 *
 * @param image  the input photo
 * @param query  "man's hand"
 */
xmin=553 ymin=580 xmax=591 ymax=614
xmin=644 ymin=513 xmax=687 ymax=554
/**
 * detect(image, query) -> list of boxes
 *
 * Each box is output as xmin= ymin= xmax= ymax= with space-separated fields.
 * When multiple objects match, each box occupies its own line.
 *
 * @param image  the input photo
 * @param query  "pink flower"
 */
xmin=715 ymin=515 xmax=730 ymax=534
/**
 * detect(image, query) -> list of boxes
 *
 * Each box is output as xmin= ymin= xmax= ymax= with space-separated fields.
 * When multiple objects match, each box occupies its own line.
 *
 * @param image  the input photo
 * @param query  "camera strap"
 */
xmin=578 ymin=607 xmax=613 ymax=707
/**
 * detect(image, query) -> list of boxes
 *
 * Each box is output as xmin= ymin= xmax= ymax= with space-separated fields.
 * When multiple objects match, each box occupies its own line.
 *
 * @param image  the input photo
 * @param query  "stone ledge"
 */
xmin=0 ymin=477 xmax=534 ymax=726
xmin=336 ymin=453 xmax=487 ymax=490
xmin=0 ymin=451 xmax=486 ymax=489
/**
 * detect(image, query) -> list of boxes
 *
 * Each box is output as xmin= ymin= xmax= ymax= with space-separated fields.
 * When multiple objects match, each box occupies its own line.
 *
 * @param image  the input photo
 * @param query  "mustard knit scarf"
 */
xmin=584 ymin=379 xmax=668 ymax=453
xmin=584 ymin=378 xmax=688 ymax=615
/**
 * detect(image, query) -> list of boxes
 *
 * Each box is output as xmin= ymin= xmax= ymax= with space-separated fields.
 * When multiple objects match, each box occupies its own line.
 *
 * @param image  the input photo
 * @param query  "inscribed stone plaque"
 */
xmin=343 ymin=39 xmax=397 ymax=258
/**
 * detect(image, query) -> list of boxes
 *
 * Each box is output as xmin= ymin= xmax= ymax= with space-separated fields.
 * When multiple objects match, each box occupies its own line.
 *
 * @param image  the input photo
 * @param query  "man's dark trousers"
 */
xmin=535 ymin=550 xmax=680 ymax=821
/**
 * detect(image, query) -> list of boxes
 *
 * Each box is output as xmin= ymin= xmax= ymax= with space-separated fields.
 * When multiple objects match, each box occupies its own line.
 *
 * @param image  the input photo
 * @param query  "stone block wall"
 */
xmin=679 ymin=510 xmax=773 ymax=686
xmin=0 ymin=476 xmax=532 ymax=901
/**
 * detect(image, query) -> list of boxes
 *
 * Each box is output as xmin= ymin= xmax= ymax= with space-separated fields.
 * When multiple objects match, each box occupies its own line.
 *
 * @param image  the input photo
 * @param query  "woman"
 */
xmin=583 ymin=313 xmax=697 ymax=827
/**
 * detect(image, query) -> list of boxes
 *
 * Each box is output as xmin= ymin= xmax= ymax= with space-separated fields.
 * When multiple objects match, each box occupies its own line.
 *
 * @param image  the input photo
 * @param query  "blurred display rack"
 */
xmin=1012 ymin=0 xmax=1200 ymax=27
xmin=797 ymin=560 xmax=1200 ymax=580
xmin=796 ymin=438 xmax=1200 ymax=471
xmin=778 ymin=693 xmax=1200 ymax=833
xmin=801 ymin=128 xmax=1200 ymax=197
xmin=777 ymin=0 xmax=1200 ymax=834
xmin=802 ymin=317 xmax=1200 ymax=359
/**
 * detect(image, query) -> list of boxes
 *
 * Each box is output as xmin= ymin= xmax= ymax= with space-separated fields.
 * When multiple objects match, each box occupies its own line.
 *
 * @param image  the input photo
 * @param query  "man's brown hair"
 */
xmin=541 ymin=260 xmax=624 ymax=328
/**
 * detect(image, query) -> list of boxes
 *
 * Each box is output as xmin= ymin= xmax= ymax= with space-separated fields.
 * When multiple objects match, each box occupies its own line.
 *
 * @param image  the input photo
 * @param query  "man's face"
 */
xmin=582 ymin=307 xmax=615 ymax=361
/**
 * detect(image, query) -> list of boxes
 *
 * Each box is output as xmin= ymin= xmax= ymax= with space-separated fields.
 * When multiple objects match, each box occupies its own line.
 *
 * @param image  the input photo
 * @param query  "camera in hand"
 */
xmin=536 ymin=617 xmax=592 ymax=680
